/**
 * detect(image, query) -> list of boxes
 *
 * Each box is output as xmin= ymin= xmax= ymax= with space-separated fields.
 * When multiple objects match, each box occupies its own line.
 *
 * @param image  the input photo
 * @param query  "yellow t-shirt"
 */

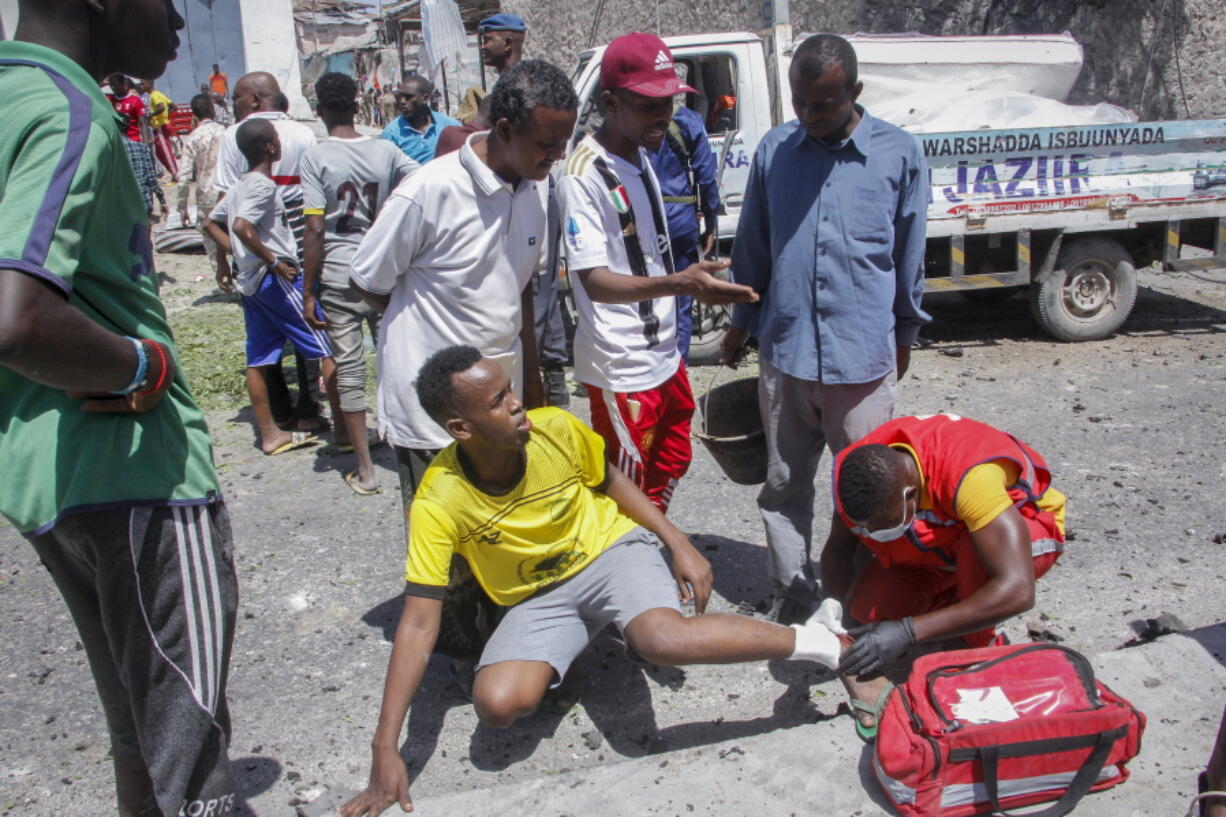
xmin=893 ymin=444 xmax=1067 ymax=534
xmin=149 ymin=90 xmax=172 ymax=129
xmin=405 ymin=407 xmax=639 ymax=606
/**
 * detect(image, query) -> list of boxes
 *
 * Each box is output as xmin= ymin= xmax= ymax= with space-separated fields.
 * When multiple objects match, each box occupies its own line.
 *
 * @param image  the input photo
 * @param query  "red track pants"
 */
xmin=586 ymin=361 xmax=694 ymax=513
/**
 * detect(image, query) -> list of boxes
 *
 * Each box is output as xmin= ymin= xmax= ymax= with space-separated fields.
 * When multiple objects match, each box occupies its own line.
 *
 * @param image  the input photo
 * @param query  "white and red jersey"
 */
xmin=557 ymin=134 xmax=680 ymax=393
xmin=108 ymin=92 xmax=145 ymax=141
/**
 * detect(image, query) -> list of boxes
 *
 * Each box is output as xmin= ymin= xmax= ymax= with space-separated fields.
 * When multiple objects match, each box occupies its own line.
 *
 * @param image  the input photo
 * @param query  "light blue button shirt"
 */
xmin=731 ymin=108 xmax=931 ymax=384
xmin=380 ymin=108 xmax=461 ymax=164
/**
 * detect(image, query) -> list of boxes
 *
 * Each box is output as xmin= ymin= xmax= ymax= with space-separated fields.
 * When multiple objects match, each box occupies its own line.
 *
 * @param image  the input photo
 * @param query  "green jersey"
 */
xmin=0 ymin=41 xmax=220 ymax=536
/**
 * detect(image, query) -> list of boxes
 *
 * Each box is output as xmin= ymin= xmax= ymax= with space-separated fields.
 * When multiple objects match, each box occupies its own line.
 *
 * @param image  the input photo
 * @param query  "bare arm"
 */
xmin=340 ymin=594 xmax=443 ymax=817
xmin=576 ymin=258 xmax=756 ymax=307
xmin=350 ymin=279 xmax=392 ymax=314
xmin=910 ymin=507 xmax=1036 ymax=642
xmin=819 ymin=515 xmax=862 ymax=604
xmin=599 ymin=465 xmax=713 ymax=613
xmin=0 ymin=268 xmax=173 ymax=412
xmin=300 ymin=214 xmax=327 ymax=330
xmin=232 ymin=218 xmax=296 ymax=281
xmin=200 ymin=216 xmax=236 ymax=294
xmin=0 ymin=268 xmax=139 ymax=391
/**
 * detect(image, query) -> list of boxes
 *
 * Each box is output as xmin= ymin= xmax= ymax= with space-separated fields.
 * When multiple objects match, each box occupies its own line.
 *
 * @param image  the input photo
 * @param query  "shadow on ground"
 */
xmin=920 ymin=283 xmax=1226 ymax=346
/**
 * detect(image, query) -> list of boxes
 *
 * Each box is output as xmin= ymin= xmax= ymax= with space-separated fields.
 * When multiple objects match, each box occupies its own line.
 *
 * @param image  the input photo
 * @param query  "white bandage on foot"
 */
xmin=788 ymin=598 xmax=847 ymax=669
xmin=810 ymin=598 xmax=847 ymax=635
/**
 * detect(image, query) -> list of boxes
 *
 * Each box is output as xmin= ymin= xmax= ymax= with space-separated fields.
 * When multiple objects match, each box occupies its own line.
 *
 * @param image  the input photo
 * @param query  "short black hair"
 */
xmin=400 ymin=74 xmax=432 ymax=94
xmin=272 ymin=91 xmax=290 ymax=113
xmin=837 ymin=444 xmax=904 ymax=522
xmin=315 ymin=72 xmax=357 ymax=115
xmin=236 ymin=118 xmax=276 ymax=168
xmin=190 ymin=93 xmax=214 ymax=120
xmin=416 ymin=345 xmax=484 ymax=425
xmin=488 ymin=59 xmax=578 ymax=133
xmin=792 ymin=34 xmax=858 ymax=88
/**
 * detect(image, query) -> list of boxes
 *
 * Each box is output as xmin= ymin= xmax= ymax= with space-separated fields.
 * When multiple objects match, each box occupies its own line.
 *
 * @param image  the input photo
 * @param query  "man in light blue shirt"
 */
xmin=380 ymin=74 xmax=460 ymax=164
xmin=721 ymin=34 xmax=930 ymax=625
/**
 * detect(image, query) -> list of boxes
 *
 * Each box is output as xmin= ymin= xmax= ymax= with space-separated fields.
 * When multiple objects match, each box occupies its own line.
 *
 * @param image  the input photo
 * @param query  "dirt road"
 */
xmin=1 ymin=251 xmax=1224 ymax=815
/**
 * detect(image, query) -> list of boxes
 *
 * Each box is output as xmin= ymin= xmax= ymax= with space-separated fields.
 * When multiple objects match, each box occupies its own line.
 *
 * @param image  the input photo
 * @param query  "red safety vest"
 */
xmin=832 ymin=414 xmax=1060 ymax=569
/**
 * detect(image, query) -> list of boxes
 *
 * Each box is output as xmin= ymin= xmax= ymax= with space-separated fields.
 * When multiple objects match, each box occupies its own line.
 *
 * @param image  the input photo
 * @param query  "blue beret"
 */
xmin=478 ymin=13 xmax=527 ymax=33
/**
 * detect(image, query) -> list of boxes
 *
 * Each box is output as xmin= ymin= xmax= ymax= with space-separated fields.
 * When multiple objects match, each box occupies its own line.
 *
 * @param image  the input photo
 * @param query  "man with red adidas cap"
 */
xmin=558 ymin=33 xmax=757 ymax=513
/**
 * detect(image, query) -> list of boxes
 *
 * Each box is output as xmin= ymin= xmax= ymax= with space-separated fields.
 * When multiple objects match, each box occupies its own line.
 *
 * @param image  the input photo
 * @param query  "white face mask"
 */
xmin=851 ymin=486 xmax=916 ymax=542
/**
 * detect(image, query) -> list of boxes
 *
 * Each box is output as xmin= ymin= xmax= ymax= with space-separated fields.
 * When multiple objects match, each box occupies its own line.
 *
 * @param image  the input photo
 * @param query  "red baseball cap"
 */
xmin=599 ymin=33 xmax=696 ymax=98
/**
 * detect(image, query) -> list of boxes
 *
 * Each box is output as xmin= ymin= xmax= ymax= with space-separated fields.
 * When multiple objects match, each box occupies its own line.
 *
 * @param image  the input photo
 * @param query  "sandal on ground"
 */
xmin=1189 ymin=770 xmax=1226 ymax=817
xmin=344 ymin=470 xmax=381 ymax=496
xmin=264 ymin=432 xmax=318 ymax=456
xmin=850 ymin=681 xmax=896 ymax=743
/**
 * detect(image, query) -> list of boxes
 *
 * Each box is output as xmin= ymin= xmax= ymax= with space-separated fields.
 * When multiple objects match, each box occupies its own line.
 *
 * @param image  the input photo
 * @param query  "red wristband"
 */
xmin=138 ymin=340 xmax=170 ymax=395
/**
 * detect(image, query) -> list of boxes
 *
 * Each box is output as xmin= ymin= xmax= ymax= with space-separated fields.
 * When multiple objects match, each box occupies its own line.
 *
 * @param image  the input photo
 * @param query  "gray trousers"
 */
xmin=320 ymin=283 xmax=380 ymax=414
xmin=756 ymin=355 xmax=896 ymax=599
xmin=29 ymin=503 xmax=238 ymax=817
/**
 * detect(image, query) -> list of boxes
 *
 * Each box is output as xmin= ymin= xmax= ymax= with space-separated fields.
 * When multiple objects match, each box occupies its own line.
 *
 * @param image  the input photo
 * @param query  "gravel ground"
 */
xmin=1 ymin=249 xmax=1225 ymax=815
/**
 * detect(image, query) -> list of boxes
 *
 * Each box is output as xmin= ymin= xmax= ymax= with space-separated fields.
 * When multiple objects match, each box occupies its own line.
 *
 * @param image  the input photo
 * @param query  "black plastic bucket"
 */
xmin=695 ymin=375 xmax=767 ymax=485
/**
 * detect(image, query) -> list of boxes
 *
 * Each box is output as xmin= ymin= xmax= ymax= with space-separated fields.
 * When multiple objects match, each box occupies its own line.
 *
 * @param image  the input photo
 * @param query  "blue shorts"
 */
xmin=240 ymin=269 xmax=332 ymax=367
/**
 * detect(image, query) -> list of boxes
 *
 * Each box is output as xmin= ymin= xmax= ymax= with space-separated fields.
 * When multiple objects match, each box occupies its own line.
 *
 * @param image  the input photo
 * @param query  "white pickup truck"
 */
xmin=567 ymin=30 xmax=1226 ymax=351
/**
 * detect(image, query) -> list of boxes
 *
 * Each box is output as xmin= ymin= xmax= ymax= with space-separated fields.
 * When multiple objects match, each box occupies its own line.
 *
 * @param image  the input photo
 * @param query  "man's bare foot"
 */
xmin=261 ymin=431 xmax=318 ymax=456
xmin=841 ymin=671 xmax=893 ymax=735
xmin=345 ymin=469 xmax=380 ymax=495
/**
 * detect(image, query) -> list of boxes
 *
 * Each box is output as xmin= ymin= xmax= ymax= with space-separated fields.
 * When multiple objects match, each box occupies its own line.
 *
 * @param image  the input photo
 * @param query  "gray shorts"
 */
xmin=476 ymin=527 xmax=681 ymax=683
xmin=319 ymin=282 xmax=379 ymax=414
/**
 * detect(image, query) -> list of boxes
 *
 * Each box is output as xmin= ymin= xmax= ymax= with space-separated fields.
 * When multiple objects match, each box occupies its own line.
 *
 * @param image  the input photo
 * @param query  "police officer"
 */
xmin=647 ymin=63 xmax=720 ymax=360
xmin=477 ymin=13 xmax=527 ymax=75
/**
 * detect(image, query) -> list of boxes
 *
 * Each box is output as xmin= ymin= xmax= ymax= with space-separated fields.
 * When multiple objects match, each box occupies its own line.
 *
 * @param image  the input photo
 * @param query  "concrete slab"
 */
xmin=323 ymin=625 xmax=1225 ymax=817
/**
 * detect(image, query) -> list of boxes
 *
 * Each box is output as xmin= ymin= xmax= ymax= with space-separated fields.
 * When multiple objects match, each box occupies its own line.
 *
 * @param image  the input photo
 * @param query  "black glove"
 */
xmin=839 ymin=618 xmax=916 ymax=678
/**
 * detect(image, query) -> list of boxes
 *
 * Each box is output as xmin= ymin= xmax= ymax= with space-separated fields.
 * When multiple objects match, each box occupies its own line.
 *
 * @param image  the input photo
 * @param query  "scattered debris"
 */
xmin=1026 ymin=619 xmax=1066 ymax=642
xmin=718 ymin=745 xmax=745 ymax=759
xmin=938 ymin=347 xmax=964 ymax=357
xmin=1122 ymin=612 xmax=1189 ymax=647
xmin=581 ymin=730 xmax=602 ymax=751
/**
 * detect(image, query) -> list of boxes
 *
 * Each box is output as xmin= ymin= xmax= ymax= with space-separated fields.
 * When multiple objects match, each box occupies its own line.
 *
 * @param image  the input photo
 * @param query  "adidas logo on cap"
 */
xmin=654 ymin=49 xmax=673 ymax=72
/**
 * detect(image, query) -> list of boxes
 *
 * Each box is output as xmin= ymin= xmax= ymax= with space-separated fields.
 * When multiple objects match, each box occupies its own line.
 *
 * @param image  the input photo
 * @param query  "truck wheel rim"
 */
xmin=1062 ymin=262 xmax=1114 ymax=319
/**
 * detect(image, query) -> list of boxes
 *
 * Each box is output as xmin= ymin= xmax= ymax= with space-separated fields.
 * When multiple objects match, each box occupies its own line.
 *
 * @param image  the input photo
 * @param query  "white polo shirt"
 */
xmin=213 ymin=111 xmax=317 ymax=204
xmin=557 ymin=134 xmax=679 ymax=393
xmin=350 ymin=132 xmax=547 ymax=450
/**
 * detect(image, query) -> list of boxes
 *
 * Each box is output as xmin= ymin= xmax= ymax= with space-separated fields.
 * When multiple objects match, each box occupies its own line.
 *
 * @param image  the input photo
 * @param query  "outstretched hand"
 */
xmin=339 ymin=746 xmax=413 ymax=816
xmin=676 ymin=260 xmax=758 ymax=306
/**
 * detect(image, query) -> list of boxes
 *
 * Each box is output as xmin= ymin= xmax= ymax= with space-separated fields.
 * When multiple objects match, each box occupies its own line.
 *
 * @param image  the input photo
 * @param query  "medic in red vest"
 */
xmin=822 ymin=413 xmax=1066 ymax=740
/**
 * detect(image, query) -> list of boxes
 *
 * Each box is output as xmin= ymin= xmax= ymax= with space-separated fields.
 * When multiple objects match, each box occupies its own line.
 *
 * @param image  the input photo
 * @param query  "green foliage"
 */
xmin=168 ymin=301 xmax=248 ymax=411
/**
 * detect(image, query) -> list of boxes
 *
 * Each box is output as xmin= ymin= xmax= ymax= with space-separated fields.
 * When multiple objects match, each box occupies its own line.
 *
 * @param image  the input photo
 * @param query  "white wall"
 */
xmin=0 ymin=0 xmax=18 ymax=41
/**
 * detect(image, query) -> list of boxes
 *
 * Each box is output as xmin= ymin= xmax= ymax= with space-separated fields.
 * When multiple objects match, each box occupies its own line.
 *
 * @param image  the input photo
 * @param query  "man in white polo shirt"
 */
xmin=351 ymin=60 xmax=579 ymax=511
xmin=557 ymin=33 xmax=756 ymax=513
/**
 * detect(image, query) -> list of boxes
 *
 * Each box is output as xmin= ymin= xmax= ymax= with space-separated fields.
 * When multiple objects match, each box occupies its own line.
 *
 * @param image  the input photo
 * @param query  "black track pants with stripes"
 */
xmin=29 ymin=502 xmax=238 ymax=817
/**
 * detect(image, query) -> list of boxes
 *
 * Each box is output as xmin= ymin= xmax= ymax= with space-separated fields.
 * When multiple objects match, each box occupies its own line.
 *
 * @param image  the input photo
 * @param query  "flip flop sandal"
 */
xmin=1189 ymin=770 xmax=1226 ymax=817
xmin=850 ymin=681 xmax=896 ymax=743
xmin=264 ymin=432 xmax=318 ymax=456
xmin=344 ymin=470 xmax=381 ymax=496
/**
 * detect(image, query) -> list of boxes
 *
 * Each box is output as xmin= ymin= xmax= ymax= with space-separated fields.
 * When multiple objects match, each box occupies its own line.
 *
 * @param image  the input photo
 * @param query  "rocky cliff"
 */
xmin=504 ymin=0 xmax=1224 ymax=121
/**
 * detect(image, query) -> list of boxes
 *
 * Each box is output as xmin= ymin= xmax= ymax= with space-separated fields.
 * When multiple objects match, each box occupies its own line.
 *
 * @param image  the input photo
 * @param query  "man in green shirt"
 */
xmin=0 ymin=2 xmax=237 ymax=815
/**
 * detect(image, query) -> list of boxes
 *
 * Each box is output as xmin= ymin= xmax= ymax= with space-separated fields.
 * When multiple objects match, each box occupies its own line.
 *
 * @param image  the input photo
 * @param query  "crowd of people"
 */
xmin=1 ymin=2 xmax=1223 ymax=817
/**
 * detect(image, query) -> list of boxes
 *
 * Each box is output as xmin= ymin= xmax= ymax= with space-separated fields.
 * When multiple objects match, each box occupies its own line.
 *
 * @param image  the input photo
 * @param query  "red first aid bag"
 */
xmin=874 ymin=643 xmax=1145 ymax=817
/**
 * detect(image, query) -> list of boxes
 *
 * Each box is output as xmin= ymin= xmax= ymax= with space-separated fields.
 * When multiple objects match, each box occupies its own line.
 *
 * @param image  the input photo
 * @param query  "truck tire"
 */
xmin=1030 ymin=236 xmax=1137 ymax=342
xmin=686 ymin=301 xmax=731 ymax=366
